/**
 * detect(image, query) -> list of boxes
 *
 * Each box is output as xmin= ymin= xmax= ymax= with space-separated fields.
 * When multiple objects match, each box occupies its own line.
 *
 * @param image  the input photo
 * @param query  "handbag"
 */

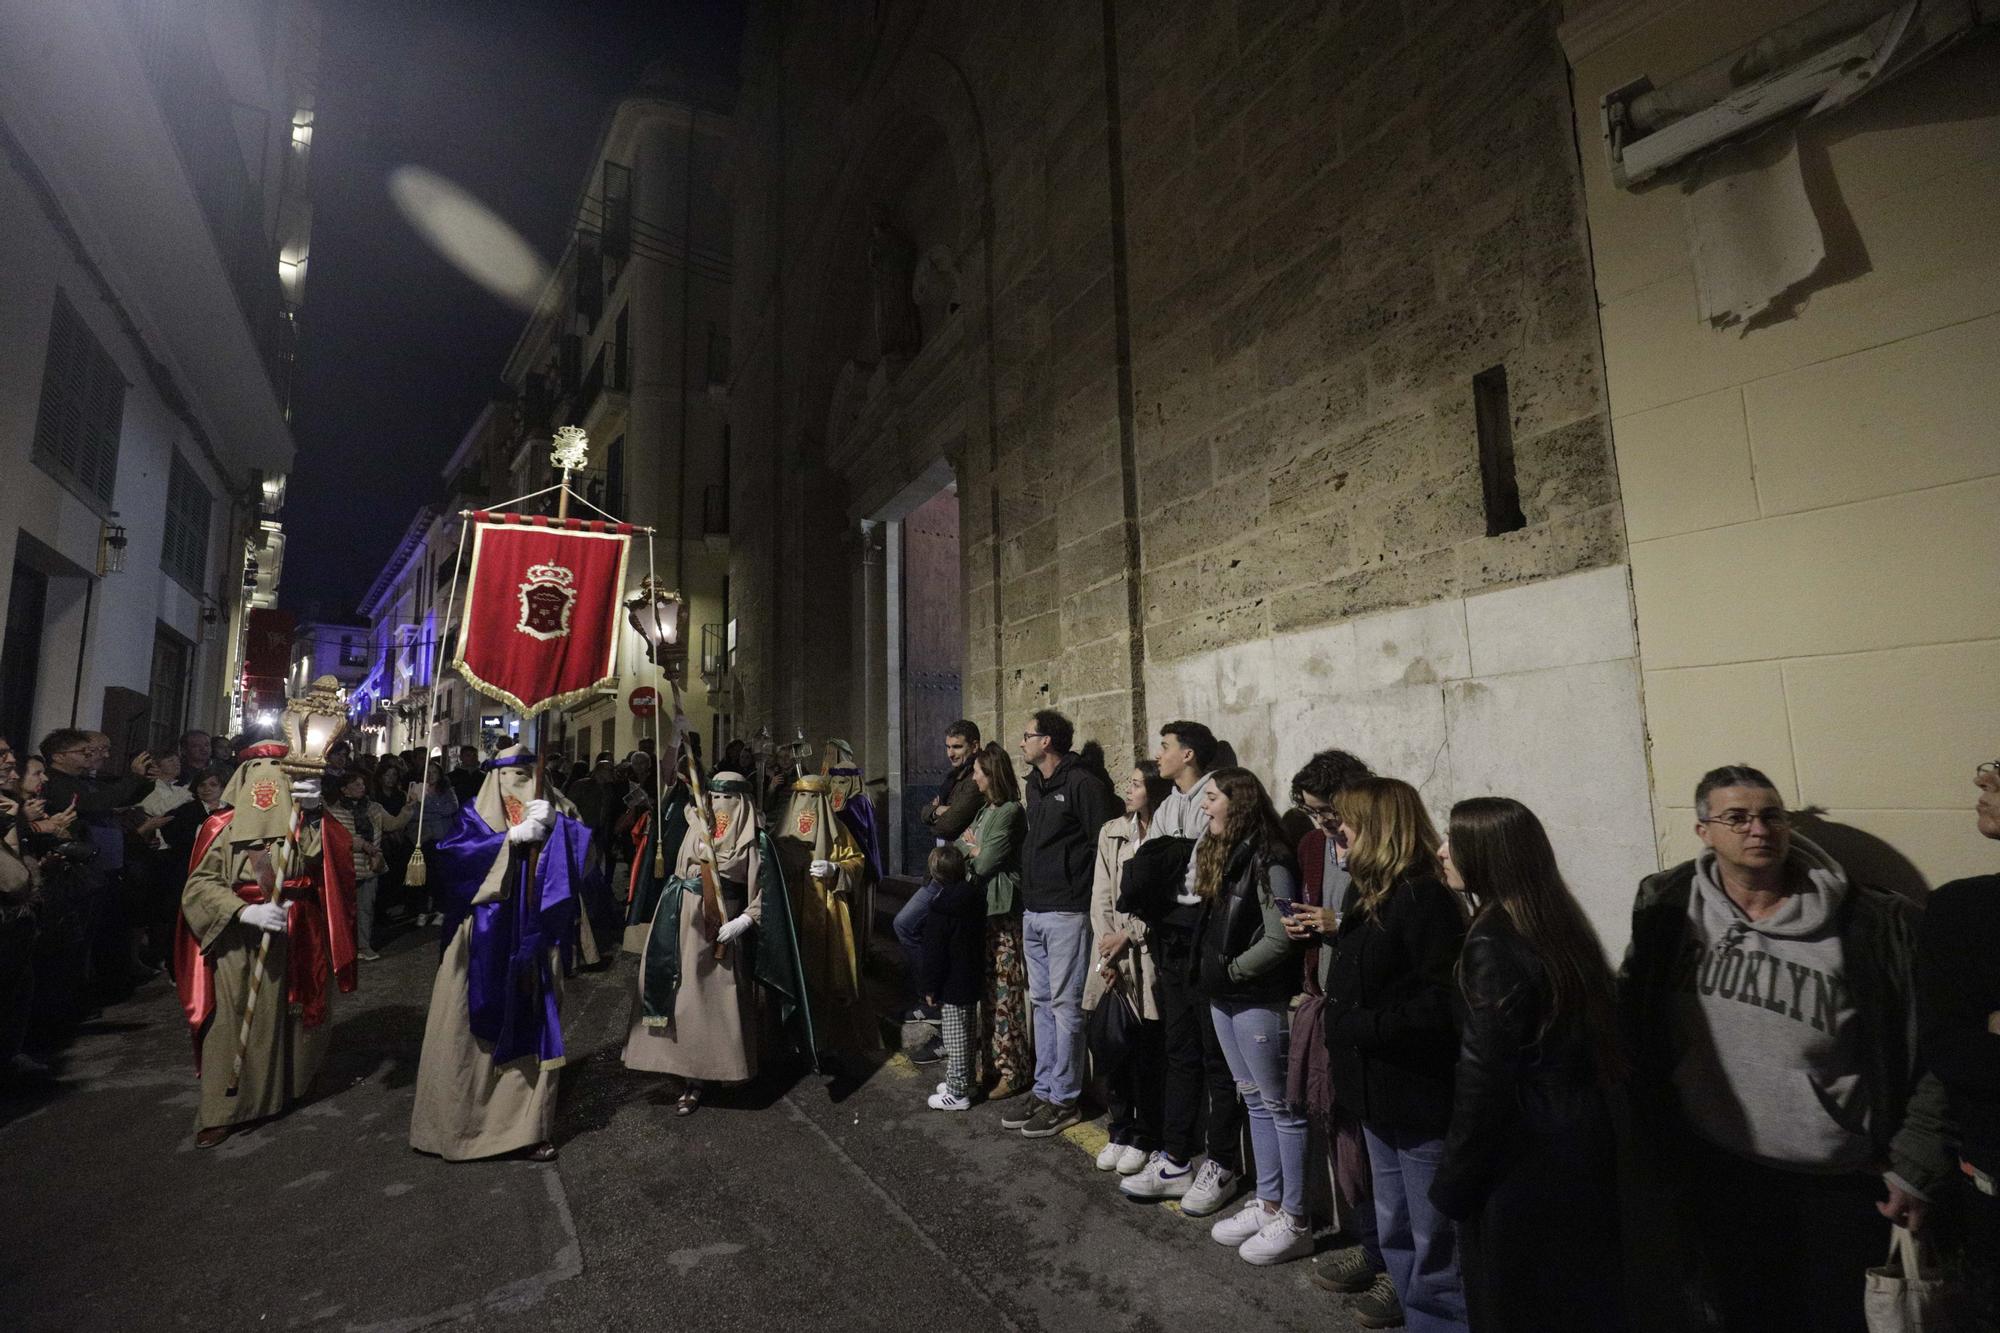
xmin=1085 ymin=981 xmax=1140 ymax=1070
xmin=1864 ymin=1225 xmax=1953 ymax=1333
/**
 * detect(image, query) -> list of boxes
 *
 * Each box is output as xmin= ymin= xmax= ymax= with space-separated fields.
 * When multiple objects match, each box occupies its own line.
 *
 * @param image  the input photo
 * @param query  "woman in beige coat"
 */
xmin=1084 ymin=759 xmax=1174 ymax=1175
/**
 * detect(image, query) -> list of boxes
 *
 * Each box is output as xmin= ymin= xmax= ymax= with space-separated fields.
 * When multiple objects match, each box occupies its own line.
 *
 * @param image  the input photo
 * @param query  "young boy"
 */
xmin=919 ymin=844 xmax=985 ymax=1110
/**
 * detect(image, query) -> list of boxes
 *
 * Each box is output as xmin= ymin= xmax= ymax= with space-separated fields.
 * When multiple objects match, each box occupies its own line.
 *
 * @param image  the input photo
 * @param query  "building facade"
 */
xmin=722 ymin=0 xmax=1998 ymax=937
xmin=1559 ymin=0 xmax=2000 ymax=898
xmin=0 ymin=0 xmax=313 ymax=759
xmin=355 ymin=64 xmax=735 ymax=773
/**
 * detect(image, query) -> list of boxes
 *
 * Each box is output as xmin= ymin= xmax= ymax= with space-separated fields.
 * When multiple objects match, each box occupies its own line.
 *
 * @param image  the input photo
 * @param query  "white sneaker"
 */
xmin=1119 ymin=1152 xmax=1194 ymax=1200
xmin=1114 ymin=1144 xmax=1149 ymax=1175
xmin=1179 ymin=1159 xmax=1241 ymax=1217
xmin=1238 ymin=1212 xmax=1313 ymax=1266
xmin=1096 ymin=1141 xmax=1126 ymax=1171
xmin=927 ymin=1089 xmax=973 ymax=1112
xmin=935 ymin=1081 xmax=949 ymax=1095
xmin=1210 ymin=1199 xmax=1268 ymax=1247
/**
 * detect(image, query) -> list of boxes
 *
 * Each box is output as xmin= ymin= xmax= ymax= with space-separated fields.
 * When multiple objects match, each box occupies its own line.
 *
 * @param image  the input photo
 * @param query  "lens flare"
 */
xmin=387 ymin=165 xmax=549 ymax=311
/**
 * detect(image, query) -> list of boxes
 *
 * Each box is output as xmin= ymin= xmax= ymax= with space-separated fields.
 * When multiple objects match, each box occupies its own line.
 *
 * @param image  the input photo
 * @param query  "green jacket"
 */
xmin=1619 ymin=858 xmax=1954 ymax=1197
xmin=957 ymin=801 xmax=1023 ymax=918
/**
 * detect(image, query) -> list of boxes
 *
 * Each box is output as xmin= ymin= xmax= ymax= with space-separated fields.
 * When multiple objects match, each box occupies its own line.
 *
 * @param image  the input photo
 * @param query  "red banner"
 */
xmin=451 ymin=520 xmax=631 ymax=718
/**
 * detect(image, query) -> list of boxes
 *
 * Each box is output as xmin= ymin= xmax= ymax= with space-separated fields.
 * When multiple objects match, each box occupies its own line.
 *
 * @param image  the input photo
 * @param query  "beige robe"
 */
xmin=620 ymin=873 xmax=759 ymax=1081
xmin=181 ymin=826 xmax=333 ymax=1132
xmin=408 ymin=838 xmax=561 ymax=1161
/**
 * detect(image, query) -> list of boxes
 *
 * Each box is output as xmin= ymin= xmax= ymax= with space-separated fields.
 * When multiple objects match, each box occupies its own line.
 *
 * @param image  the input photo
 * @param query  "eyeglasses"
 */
xmin=1978 ymin=761 xmax=1999 ymax=782
xmin=1701 ymin=810 xmax=1791 ymax=833
xmin=1021 ymin=732 xmax=1047 ymax=742
xmin=1296 ymin=804 xmax=1338 ymax=827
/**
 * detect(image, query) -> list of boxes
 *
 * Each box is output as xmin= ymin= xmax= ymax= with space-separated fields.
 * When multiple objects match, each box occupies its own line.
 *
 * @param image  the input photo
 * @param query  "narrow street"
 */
xmin=0 ymin=916 xmax=1362 ymax=1333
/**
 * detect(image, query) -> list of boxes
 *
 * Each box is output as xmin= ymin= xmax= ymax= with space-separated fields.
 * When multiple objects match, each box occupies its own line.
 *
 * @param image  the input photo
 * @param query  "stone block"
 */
xmin=1060 ymin=577 xmax=1132 ymax=646
xmin=1464 ymin=563 xmax=1635 ymax=678
xmin=1270 ymin=546 xmax=1459 ymax=633
xmin=1000 ymin=517 xmax=1057 ymax=582
xmin=1135 ymin=430 xmax=1214 ymax=516
xmin=1639 ymin=661 xmax=1800 ymax=808
xmin=1260 ymin=360 xmax=1374 ymax=475
xmin=965 ymin=579 xmax=997 ymax=634
xmin=1001 ymin=609 xmax=1062 ymax=666
xmin=1070 ymin=690 xmax=1138 ymax=761
xmin=1143 ymin=538 xmax=1271 ymax=624
xmin=1375 ymin=465 xmax=1487 ymax=562
xmin=1268 ymin=407 xmax=1434 ymax=526
xmin=1455 ymin=503 xmax=1624 ymax=598
xmin=1628 ymin=475 xmax=2000 ymax=669
xmin=1144 ymin=471 xmax=1268 ymax=561
xmin=1443 ymin=656 xmax=1655 ymax=950
xmin=1056 ymin=472 xmax=1128 ymax=544
xmin=1147 ymin=597 xmax=1268 ymax=664
xmin=1210 ymin=235 xmax=1342 ymax=362
xmin=1060 ymin=522 xmax=1132 ymax=594
xmin=1350 ymin=597 xmax=1473 ymax=689
xmin=1505 ymin=331 xmax=1602 ymax=442
xmin=1744 ymin=312 xmax=2000 ymax=519
xmin=1060 ymin=635 xmax=1134 ymax=705
xmin=1262 ymin=508 xmax=1356 ymax=595
xmin=1514 ymin=414 xmax=1619 ymax=526
xmin=1783 ymin=640 xmax=2000 ymax=811
xmin=1002 ymin=566 xmax=1058 ymax=620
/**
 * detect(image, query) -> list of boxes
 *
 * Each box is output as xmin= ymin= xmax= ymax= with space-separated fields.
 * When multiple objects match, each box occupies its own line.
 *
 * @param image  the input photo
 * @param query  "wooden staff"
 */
xmin=683 ymin=750 xmax=728 ymax=959
xmin=225 ymin=793 xmax=306 ymax=1098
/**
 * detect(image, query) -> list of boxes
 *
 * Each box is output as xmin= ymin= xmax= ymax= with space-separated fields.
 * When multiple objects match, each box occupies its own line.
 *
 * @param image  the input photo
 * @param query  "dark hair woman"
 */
xmin=1083 ymin=758 xmax=1174 ymax=1174
xmin=1430 ymin=797 xmax=1626 ymax=1333
xmin=956 ymin=743 xmax=1028 ymax=1098
xmin=1323 ymin=777 xmax=1469 ymax=1330
xmin=1190 ymin=766 xmax=1311 ymax=1266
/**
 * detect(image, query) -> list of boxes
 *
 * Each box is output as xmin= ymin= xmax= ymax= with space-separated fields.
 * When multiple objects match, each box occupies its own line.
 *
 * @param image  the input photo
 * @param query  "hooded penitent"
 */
xmin=173 ymin=733 xmax=357 ymax=1131
xmin=409 ymin=744 xmax=586 ymax=1161
xmin=774 ymin=775 xmax=869 ymax=1052
xmin=622 ymin=772 xmax=816 ymax=1080
xmin=822 ymin=739 xmax=883 ymax=884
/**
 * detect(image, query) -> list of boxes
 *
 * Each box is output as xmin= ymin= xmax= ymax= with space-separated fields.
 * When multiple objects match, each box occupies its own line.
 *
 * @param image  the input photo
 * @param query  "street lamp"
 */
xmin=277 ymin=674 xmax=349 ymax=776
xmin=623 ymin=577 xmax=684 ymax=667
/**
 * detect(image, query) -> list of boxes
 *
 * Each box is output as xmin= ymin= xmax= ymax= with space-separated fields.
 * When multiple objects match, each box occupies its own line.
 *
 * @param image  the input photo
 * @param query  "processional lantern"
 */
xmin=278 ymin=675 xmax=350 ymax=776
xmin=623 ymin=577 xmax=685 ymax=667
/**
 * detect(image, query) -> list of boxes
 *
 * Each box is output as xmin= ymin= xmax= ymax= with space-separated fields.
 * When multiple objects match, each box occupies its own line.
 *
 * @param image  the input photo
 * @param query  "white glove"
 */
xmin=524 ymin=799 xmax=553 ymax=827
xmin=240 ymin=901 xmax=288 ymax=934
xmin=506 ymin=819 xmax=546 ymax=845
xmin=809 ymin=859 xmax=837 ymax=879
xmin=290 ymin=780 xmax=320 ymax=810
xmin=716 ymin=914 xmax=752 ymax=945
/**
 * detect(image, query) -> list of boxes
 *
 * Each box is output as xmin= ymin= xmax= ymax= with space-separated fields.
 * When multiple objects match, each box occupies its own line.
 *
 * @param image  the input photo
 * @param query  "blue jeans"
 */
xmin=1365 ymin=1123 xmax=1469 ymax=1332
xmin=1022 ymin=910 xmax=1090 ymax=1106
xmin=893 ymin=880 xmax=940 ymax=1009
xmin=1209 ymin=999 xmax=1309 ymax=1219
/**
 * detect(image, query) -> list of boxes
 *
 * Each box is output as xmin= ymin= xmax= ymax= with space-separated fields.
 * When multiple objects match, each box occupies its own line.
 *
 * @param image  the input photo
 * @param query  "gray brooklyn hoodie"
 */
xmin=1670 ymin=834 xmax=1874 ymax=1172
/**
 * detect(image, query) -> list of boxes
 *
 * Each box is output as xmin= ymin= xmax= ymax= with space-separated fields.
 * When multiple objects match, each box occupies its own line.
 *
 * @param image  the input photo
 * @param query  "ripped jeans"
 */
xmin=1209 ymin=998 xmax=1309 ymax=1219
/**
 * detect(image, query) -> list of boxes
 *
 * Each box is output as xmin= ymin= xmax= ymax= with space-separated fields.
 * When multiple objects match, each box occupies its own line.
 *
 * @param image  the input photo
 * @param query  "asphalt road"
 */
xmin=0 ymin=914 xmax=1370 ymax=1332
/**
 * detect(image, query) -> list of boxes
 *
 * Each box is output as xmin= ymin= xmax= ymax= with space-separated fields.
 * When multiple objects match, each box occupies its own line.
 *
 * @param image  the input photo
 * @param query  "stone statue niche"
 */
xmin=868 ymin=211 xmax=921 ymax=362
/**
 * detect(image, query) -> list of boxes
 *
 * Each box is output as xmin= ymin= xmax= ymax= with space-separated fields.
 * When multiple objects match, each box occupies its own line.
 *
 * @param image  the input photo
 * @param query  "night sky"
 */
xmin=284 ymin=0 xmax=743 ymax=614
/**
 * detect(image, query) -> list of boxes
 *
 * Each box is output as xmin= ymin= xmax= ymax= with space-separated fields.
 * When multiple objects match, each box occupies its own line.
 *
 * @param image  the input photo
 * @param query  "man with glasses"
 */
xmin=1916 ymin=759 xmax=2000 ymax=1324
xmin=1620 ymin=765 xmax=1952 ymax=1333
xmin=1003 ymin=709 xmax=1112 ymax=1141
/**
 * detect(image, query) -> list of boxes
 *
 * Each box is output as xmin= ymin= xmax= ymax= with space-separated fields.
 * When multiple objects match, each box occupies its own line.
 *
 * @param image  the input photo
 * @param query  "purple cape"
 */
xmin=432 ymin=805 xmax=585 ymax=1066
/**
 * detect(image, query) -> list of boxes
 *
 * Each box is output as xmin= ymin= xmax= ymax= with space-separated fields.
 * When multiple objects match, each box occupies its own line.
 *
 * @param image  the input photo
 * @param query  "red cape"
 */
xmin=171 ymin=809 xmax=358 ymax=1073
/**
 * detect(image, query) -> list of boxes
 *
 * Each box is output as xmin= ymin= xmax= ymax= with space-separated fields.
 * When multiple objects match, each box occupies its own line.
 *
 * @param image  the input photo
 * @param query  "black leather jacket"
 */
xmin=1193 ymin=841 xmax=1301 ymax=1005
xmin=1432 ymin=911 xmax=1606 ymax=1218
